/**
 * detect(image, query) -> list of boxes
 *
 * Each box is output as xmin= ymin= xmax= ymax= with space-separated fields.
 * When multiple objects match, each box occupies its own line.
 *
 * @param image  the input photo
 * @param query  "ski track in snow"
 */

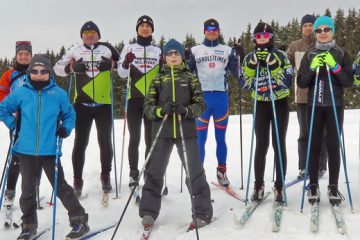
xmin=0 ymin=110 xmax=359 ymax=239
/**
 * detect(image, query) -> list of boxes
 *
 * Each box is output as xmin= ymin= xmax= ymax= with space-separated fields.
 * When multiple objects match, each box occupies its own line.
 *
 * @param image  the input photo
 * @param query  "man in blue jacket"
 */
xmin=0 ymin=55 xmax=89 ymax=240
xmin=188 ymin=19 xmax=238 ymax=186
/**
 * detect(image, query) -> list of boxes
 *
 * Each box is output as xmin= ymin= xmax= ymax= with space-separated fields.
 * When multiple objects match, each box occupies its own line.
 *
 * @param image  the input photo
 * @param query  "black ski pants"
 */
xmin=72 ymin=103 xmax=113 ymax=180
xmin=307 ymin=106 xmax=343 ymax=185
xmin=127 ymin=98 xmax=152 ymax=179
xmin=17 ymin=154 xmax=86 ymax=229
xmin=254 ymin=98 xmax=289 ymax=189
xmin=139 ymin=138 xmax=213 ymax=223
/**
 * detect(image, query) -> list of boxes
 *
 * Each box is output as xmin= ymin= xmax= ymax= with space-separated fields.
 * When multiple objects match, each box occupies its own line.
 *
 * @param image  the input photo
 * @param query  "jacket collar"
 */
xmin=203 ymin=38 xmax=219 ymax=47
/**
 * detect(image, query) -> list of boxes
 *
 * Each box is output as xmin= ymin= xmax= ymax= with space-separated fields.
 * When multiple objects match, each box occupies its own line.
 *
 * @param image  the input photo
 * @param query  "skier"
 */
xmin=117 ymin=15 xmax=162 ymax=187
xmin=188 ymin=18 xmax=238 ymax=186
xmin=140 ymin=39 xmax=213 ymax=230
xmin=297 ymin=16 xmax=353 ymax=205
xmin=0 ymin=41 xmax=42 ymax=219
xmin=240 ymin=22 xmax=293 ymax=203
xmin=54 ymin=21 xmax=120 ymax=197
xmin=0 ymin=54 xmax=89 ymax=240
xmin=287 ymin=14 xmax=328 ymax=179
xmin=354 ymin=52 xmax=360 ymax=86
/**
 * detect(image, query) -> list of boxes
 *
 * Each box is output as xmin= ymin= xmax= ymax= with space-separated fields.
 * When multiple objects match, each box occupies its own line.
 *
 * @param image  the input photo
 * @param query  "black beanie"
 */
xmin=301 ymin=14 xmax=316 ymax=27
xmin=16 ymin=41 xmax=32 ymax=55
xmin=80 ymin=21 xmax=101 ymax=38
xmin=204 ymin=18 xmax=219 ymax=32
xmin=136 ymin=15 xmax=154 ymax=32
xmin=253 ymin=22 xmax=273 ymax=34
xmin=29 ymin=54 xmax=52 ymax=72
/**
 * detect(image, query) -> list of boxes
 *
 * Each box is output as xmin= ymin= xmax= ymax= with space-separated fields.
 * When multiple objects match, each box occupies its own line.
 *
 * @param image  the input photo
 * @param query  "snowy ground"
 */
xmin=0 ymin=110 xmax=360 ymax=240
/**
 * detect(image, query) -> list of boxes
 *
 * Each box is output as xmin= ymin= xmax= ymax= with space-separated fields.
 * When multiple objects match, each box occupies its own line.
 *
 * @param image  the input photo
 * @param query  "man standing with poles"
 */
xmin=117 ymin=15 xmax=162 ymax=188
xmin=54 ymin=21 xmax=120 ymax=199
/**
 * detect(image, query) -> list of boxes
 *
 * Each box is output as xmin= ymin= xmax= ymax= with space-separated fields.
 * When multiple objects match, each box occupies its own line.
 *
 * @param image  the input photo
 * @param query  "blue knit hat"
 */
xmin=314 ymin=16 xmax=335 ymax=33
xmin=163 ymin=39 xmax=184 ymax=58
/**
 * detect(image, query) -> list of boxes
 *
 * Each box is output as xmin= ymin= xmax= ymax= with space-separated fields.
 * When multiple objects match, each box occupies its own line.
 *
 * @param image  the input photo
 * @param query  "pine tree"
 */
xmin=158 ymin=35 xmax=166 ymax=48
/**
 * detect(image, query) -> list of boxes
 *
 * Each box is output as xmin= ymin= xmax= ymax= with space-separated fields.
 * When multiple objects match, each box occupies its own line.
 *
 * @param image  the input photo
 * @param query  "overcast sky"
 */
xmin=1 ymin=0 xmax=359 ymax=59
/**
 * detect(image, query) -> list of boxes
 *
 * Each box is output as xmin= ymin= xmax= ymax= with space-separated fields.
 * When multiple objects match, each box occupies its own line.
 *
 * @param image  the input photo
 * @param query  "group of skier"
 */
xmin=0 ymin=12 xmax=359 ymax=239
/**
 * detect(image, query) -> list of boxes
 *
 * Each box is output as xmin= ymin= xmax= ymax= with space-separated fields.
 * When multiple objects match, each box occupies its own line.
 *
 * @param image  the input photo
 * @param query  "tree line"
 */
xmin=1 ymin=7 xmax=360 ymax=118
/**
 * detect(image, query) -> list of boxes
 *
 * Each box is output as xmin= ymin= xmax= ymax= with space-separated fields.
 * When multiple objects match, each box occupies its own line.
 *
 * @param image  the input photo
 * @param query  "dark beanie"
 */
xmin=80 ymin=21 xmax=101 ymax=38
xmin=163 ymin=39 xmax=185 ymax=58
xmin=29 ymin=54 xmax=52 ymax=72
xmin=301 ymin=14 xmax=316 ymax=27
xmin=136 ymin=15 xmax=154 ymax=32
xmin=253 ymin=22 xmax=273 ymax=34
xmin=16 ymin=41 xmax=32 ymax=55
xmin=204 ymin=18 xmax=219 ymax=32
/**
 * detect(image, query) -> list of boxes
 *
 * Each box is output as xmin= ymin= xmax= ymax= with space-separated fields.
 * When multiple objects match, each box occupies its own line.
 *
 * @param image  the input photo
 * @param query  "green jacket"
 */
xmin=144 ymin=63 xmax=206 ymax=138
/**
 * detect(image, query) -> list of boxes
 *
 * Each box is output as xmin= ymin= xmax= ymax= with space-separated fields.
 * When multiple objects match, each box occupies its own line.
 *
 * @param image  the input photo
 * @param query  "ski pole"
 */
xmin=237 ymin=55 xmax=244 ymax=190
xmin=180 ymin=164 xmax=183 ymax=193
xmin=52 ymin=137 xmax=63 ymax=240
xmin=325 ymin=64 xmax=353 ymax=211
xmin=244 ymin=64 xmax=260 ymax=205
xmin=110 ymin=73 xmax=119 ymax=198
xmin=68 ymin=74 xmax=73 ymax=96
xmin=111 ymin=115 xmax=168 ymax=240
xmin=272 ymin=159 xmax=276 ymax=182
xmin=0 ymin=130 xmax=16 ymax=211
xmin=266 ymin=66 xmax=288 ymax=206
xmin=0 ymin=138 xmax=12 ymax=197
xmin=300 ymin=67 xmax=320 ymax=213
xmin=119 ymin=65 xmax=131 ymax=193
xmin=177 ymin=114 xmax=200 ymax=240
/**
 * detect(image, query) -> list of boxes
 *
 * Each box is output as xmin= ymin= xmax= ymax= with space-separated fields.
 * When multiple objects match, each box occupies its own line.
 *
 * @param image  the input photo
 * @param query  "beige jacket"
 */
xmin=287 ymin=34 xmax=316 ymax=103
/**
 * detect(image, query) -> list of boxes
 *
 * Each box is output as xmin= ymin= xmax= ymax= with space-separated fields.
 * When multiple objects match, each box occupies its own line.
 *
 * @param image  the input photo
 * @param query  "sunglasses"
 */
xmin=82 ymin=30 xmax=98 ymax=35
xmin=314 ymin=27 xmax=332 ymax=34
xmin=205 ymin=26 xmax=219 ymax=32
xmin=166 ymin=51 xmax=181 ymax=57
xmin=30 ymin=69 xmax=50 ymax=75
xmin=254 ymin=32 xmax=273 ymax=39
xmin=16 ymin=41 xmax=32 ymax=46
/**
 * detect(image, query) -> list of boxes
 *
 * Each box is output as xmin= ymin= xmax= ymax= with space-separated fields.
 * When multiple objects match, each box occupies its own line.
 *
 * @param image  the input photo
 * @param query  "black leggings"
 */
xmin=72 ymin=103 xmax=113 ymax=180
xmin=308 ymin=106 xmax=343 ymax=185
xmin=254 ymin=98 xmax=289 ymax=189
xmin=127 ymin=98 xmax=152 ymax=178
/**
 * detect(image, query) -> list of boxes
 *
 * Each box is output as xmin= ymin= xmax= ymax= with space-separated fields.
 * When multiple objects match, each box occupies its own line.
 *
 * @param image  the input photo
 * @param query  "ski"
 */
xmin=310 ymin=202 xmax=319 ymax=232
xmin=102 ymin=192 xmax=109 ymax=208
xmin=234 ymin=191 xmax=271 ymax=225
xmin=140 ymin=225 xmax=152 ymax=240
xmin=77 ymin=223 xmax=116 ymax=240
xmin=4 ymin=206 xmax=12 ymax=228
xmin=285 ymin=178 xmax=303 ymax=188
xmin=211 ymin=182 xmax=245 ymax=202
xmin=272 ymin=202 xmax=283 ymax=232
xmin=32 ymin=225 xmax=53 ymax=240
xmin=330 ymin=204 xmax=347 ymax=234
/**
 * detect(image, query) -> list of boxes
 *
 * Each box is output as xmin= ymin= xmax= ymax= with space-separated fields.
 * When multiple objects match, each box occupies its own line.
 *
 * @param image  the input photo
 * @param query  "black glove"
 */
xmin=122 ymin=52 xmax=136 ymax=69
xmin=56 ymin=127 xmax=69 ymax=138
xmin=174 ymin=103 xmax=188 ymax=115
xmin=161 ymin=102 xmax=175 ymax=116
xmin=98 ymin=57 xmax=112 ymax=72
xmin=247 ymin=52 xmax=258 ymax=69
xmin=65 ymin=58 xmax=87 ymax=74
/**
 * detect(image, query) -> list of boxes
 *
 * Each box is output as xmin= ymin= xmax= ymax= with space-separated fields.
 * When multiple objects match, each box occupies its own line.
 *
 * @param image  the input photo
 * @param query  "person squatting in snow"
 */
xmin=117 ymin=15 xmax=162 ymax=188
xmin=297 ymin=16 xmax=354 ymax=206
xmin=139 ymin=39 xmax=213 ymax=229
xmin=0 ymin=54 xmax=90 ymax=240
xmin=54 ymin=21 xmax=120 ymax=198
xmin=240 ymin=22 xmax=293 ymax=203
xmin=187 ymin=18 xmax=238 ymax=187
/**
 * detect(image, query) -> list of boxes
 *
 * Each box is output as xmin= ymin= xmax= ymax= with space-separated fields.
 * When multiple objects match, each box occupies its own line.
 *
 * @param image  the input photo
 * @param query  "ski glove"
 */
xmin=310 ymin=53 xmax=326 ymax=71
xmin=56 ymin=127 xmax=69 ymax=138
xmin=174 ymin=103 xmax=188 ymax=115
xmin=247 ymin=53 xmax=258 ymax=70
xmin=98 ymin=57 xmax=112 ymax=72
xmin=122 ymin=52 xmax=136 ymax=69
xmin=323 ymin=51 xmax=337 ymax=68
xmin=155 ymin=102 xmax=175 ymax=118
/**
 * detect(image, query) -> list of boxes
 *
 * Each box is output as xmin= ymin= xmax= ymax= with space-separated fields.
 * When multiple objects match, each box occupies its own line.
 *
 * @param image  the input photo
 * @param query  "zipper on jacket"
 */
xmin=171 ymin=65 xmax=176 ymax=138
xmin=144 ymin=46 xmax=147 ymax=96
xmin=35 ymin=90 xmax=42 ymax=156
xmin=91 ymin=45 xmax=95 ymax=102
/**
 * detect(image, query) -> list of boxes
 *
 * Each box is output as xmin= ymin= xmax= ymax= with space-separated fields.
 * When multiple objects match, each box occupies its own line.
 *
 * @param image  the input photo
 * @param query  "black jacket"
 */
xmin=297 ymin=46 xmax=353 ymax=106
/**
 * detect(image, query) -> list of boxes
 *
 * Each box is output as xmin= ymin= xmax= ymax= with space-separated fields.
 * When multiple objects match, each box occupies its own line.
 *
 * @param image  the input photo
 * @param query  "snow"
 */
xmin=0 ymin=109 xmax=360 ymax=239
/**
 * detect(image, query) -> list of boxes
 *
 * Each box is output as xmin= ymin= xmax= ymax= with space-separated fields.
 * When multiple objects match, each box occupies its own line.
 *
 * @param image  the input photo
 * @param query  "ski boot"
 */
xmin=66 ymin=214 xmax=90 ymax=239
xmin=308 ymin=184 xmax=320 ymax=204
xmin=73 ymin=178 xmax=83 ymax=198
xmin=297 ymin=169 xmax=306 ymax=179
xmin=216 ymin=164 xmax=230 ymax=186
xmin=274 ymin=186 xmax=284 ymax=204
xmin=251 ymin=183 xmax=265 ymax=202
xmin=328 ymin=184 xmax=344 ymax=206
xmin=17 ymin=224 xmax=37 ymax=240
xmin=100 ymin=174 xmax=112 ymax=193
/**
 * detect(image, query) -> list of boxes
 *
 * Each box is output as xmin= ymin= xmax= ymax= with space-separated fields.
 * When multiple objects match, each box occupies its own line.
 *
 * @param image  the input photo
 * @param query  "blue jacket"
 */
xmin=0 ymin=76 xmax=75 ymax=156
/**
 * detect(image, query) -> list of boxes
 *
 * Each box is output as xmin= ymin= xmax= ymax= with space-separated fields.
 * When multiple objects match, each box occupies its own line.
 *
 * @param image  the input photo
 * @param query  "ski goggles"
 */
xmin=314 ymin=27 xmax=333 ymax=34
xmin=82 ymin=30 xmax=98 ymax=36
xmin=29 ymin=69 xmax=50 ymax=75
xmin=16 ymin=41 xmax=32 ymax=46
xmin=205 ymin=26 xmax=219 ymax=32
xmin=166 ymin=50 xmax=181 ymax=57
xmin=254 ymin=32 xmax=273 ymax=39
